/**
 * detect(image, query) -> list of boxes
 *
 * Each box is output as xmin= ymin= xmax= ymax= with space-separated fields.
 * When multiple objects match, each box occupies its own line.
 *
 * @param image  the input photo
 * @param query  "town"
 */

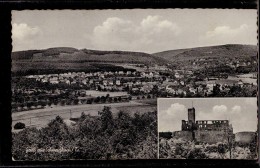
xmin=11 ymin=61 xmax=257 ymax=112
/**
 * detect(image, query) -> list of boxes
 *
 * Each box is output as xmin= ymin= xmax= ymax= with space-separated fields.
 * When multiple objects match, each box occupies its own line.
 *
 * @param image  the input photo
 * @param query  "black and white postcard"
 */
xmin=10 ymin=9 xmax=257 ymax=161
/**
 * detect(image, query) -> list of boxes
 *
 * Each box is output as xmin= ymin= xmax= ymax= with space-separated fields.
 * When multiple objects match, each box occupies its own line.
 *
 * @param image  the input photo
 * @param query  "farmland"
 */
xmin=85 ymin=90 xmax=128 ymax=97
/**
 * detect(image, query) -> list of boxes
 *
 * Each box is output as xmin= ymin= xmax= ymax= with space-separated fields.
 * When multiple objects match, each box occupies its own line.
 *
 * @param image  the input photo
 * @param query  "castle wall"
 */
xmin=195 ymin=130 xmax=228 ymax=144
xmin=172 ymin=131 xmax=193 ymax=141
xmin=235 ymin=132 xmax=256 ymax=144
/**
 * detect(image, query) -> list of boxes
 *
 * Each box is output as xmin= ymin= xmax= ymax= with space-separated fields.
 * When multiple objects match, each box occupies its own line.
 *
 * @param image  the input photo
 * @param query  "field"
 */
xmin=134 ymin=98 xmax=157 ymax=105
xmin=85 ymin=90 xmax=128 ymax=97
xmin=12 ymin=100 xmax=155 ymax=131
xmin=196 ymin=75 xmax=257 ymax=86
xmin=12 ymin=104 xmax=158 ymax=160
xmin=116 ymin=63 xmax=147 ymax=72
xmin=116 ymin=105 xmax=156 ymax=114
xmin=235 ymin=73 xmax=257 ymax=85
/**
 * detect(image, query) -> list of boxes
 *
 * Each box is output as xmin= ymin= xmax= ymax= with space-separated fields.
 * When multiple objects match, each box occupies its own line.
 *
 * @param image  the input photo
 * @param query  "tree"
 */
xmin=39 ymin=101 xmax=47 ymax=108
xmin=128 ymin=96 xmax=132 ymax=100
xmin=114 ymin=97 xmax=118 ymax=102
xmin=98 ymin=106 xmax=114 ymax=133
xmin=14 ymin=122 xmax=26 ymax=129
xmin=26 ymin=102 xmax=33 ymax=109
xmin=20 ymin=103 xmax=25 ymax=110
xmin=151 ymin=85 xmax=159 ymax=95
xmin=42 ymin=116 xmax=71 ymax=148
xmin=217 ymin=143 xmax=228 ymax=159
xmin=101 ymin=96 xmax=106 ymax=103
xmin=73 ymin=99 xmax=79 ymax=105
xmin=108 ymin=97 xmax=113 ymax=103
xmin=87 ymin=99 xmax=93 ymax=104
xmin=94 ymin=96 xmax=101 ymax=103
xmin=47 ymin=101 xmax=52 ymax=106
xmin=79 ymin=112 xmax=86 ymax=122
xmin=213 ymin=84 xmax=221 ymax=96
xmin=60 ymin=99 xmax=66 ymax=106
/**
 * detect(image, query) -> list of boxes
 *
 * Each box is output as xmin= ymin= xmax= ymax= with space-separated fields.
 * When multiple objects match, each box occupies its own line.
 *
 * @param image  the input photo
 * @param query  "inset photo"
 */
xmin=158 ymin=98 xmax=257 ymax=159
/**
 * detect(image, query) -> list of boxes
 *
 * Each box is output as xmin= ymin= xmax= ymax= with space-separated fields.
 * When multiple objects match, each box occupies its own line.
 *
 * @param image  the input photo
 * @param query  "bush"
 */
xmin=14 ymin=122 xmax=26 ymax=129
xmin=12 ymin=107 xmax=158 ymax=160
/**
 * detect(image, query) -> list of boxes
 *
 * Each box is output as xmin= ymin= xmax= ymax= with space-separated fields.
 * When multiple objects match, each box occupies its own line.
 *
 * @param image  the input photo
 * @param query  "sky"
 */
xmin=158 ymin=98 xmax=257 ymax=133
xmin=12 ymin=9 xmax=257 ymax=53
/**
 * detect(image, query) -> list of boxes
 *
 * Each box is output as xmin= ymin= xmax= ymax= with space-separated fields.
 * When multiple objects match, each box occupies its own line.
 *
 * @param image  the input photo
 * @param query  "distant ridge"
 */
xmin=11 ymin=44 xmax=257 ymax=75
xmin=12 ymin=47 xmax=167 ymax=65
xmin=153 ymin=44 xmax=257 ymax=62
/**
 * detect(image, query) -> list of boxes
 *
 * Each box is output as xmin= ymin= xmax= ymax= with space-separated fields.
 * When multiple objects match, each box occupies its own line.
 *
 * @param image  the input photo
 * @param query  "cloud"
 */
xmin=199 ymin=104 xmax=255 ymax=133
xmin=159 ymin=103 xmax=187 ymax=132
xmin=206 ymin=24 xmax=249 ymax=38
xmin=200 ymin=24 xmax=257 ymax=45
xmin=12 ymin=23 xmax=41 ymax=40
xmin=140 ymin=15 xmax=180 ymax=36
xmin=12 ymin=23 xmax=42 ymax=51
xmin=212 ymin=105 xmax=227 ymax=113
xmin=91 ymin=15 xmax=181 ymax=52
xmin=197 ymin=105 xmax=228 ymax=120
xmin=230 ymin=105 xmax=241 ymax=114
xmin=166 ymin=103 xmax=187 ymax=116
xmin=229 ymin=108 xmax=256 ymax=133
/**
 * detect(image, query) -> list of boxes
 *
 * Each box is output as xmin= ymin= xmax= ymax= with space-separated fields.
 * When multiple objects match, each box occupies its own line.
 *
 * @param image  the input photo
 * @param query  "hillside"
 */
xmin=12 ymin=47 xmax=166 ymax=64
xmin=11 ymin=47 xmax=167 ymax=75
xmin=11 ymin=44 xmax=257 ymax=75
xmin=153 ymin=44 xmax=257 ymax=62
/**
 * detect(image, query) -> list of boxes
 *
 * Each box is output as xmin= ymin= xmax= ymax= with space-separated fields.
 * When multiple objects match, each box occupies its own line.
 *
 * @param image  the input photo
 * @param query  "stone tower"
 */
xmin=188 ymin=107 xmax=195 ymax=124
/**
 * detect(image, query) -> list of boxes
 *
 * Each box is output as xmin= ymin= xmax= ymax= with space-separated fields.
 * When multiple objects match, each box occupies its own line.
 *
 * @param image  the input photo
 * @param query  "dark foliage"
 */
xmin=14 ymin=122 xmax=25 ymax=130
xmin=12 ymin=107 xmax=157 ymax=160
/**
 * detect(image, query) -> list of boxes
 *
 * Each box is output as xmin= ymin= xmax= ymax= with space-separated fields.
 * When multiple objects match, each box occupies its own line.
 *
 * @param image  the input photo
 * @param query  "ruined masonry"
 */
xmin=173 ymin=107 xmax=233 ymax=144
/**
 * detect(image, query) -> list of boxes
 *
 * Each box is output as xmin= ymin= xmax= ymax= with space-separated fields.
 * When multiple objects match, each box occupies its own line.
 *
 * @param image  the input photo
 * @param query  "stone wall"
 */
xmin=235 ymin=132 xmax=256 ymax=144
xmin=172 ymin=131 xmax=193 ymax=141
xmin=195 ymin=130 xmax=229 ymax=144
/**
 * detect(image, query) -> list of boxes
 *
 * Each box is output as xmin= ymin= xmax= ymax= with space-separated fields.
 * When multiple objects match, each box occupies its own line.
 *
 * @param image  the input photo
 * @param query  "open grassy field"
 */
xmin=134 ymin=98 xmax=157 ymax=105
xmin=229 ymin=75 xmax=257 ymax=85
xmin=12 ymin=100 xmax=155 ymax=131
xmin=196 ymin=75 xmax=257 ymax=86
xmin=116 ymin=104 xmax=156 ymax=114
xmin=85 ymin=90 xmax=128 ymax=97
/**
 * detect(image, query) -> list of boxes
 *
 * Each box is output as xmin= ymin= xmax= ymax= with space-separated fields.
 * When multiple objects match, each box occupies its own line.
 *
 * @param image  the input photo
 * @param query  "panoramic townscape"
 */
xmin=11 ymin=45 xmax=257 ymax=160
xmin=11 ymin=45 xmax=257 ymax=114
xmin=11 ymin=9 xmax=257 ymax=160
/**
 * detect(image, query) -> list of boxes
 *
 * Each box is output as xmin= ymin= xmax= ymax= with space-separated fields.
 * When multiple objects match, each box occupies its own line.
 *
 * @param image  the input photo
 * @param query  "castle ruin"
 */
xmin=173 ymin=107 xmax=234 ymax=144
